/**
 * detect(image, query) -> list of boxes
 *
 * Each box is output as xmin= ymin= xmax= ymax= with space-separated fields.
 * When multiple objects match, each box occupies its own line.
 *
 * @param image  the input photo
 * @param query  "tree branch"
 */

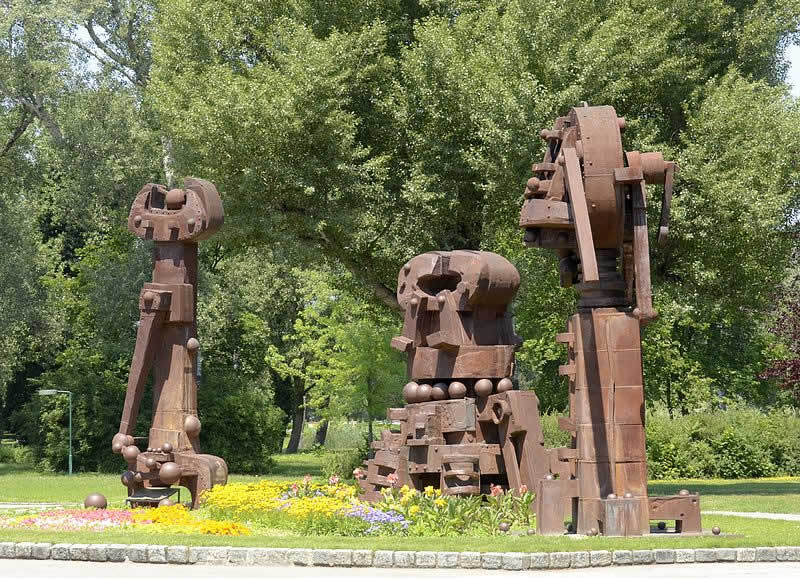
xmin=64 ymin=37 xmax=138 ymax=85
xmin=0 ymin=108 xmax=32 ymax=157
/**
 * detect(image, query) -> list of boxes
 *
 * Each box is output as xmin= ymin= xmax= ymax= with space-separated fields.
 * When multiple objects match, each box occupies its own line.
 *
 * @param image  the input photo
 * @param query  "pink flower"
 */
xmin=490 ymin=484 xmax=504 ymax=497
xmin=386 ymin=473 xmax=399 ymax=487
xmin=353 ymin=468 xmax=366 ymax=480
xmin=519 ymin=484 xmax=528 ymax=494
xmin=291 ymin=483 xmax=299 ymax=494
xmin=328 ymin=475 xmax=340 ymax=485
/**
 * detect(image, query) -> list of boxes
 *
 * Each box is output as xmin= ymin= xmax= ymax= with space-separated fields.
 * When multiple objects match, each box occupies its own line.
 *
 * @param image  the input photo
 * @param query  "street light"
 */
xmin=38 ymin=389 xmax=73 ymax=476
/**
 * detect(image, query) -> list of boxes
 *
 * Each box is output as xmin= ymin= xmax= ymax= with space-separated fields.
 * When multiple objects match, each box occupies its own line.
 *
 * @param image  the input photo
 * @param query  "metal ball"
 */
xmin=566 ymin=523 xmax=574 ymax=533
xmin=142 ymin=291 xmax=155 ymax=305
xmin=133 ymin=215 xmax=142 ymax=227
xmin=186 ymin=338 xmax=200 ymax=353
xmin=159 ymin=462 xmax=182 ymax=485
xmin=474 ymin=379 xmax=494 ymax=397
xmin=403 ymin=381 xmax=420 ymax=404
xmin=527 ymin=177 xmax=540 ymax=191
xmin=607 ymin=493 xmax=617 ymax=500
xmin=417 ymin=384 xmax=432 ymax=402
xmin=158 ymin=498 xmax=176 ymax=507
xmin=145 ymin=457 xmax=157 ymax=469
xmin=184 ymin=415 xmax=202 ymax=437
xmin=84 ymin=493 xmax=107 ymax=509
xmin=161 ymin=442 xmax=173 ymax=454
xmin=431 ymin=382 xmax=448 ymax=401
xmin=498 ymin=521 xmax=511 ymax=533
xmin=496 ymin=377 xmax=513 ymax=393
xmin=448 ymin=381 xmax=467 ymax=399
xmin=623 ymin=492 xmax=633 ymax=498
xmin=120 ymin=471 xmax=135 ymax=487
xmin=545 ymin=474 xmax=554 ymax=481
xmin=712 ymin=526 xmax=721 ymax=536
xmin=403 ymin=263 xmax=411 ymax=273
xmin=410 ymin=297 xmax=419 ymax=306
xmin=539 ymin=129 xmax=549 ymax=140
xmin=111 ymin=442 xmax=123 ymax=454
xmin=133 ymin=472 xmax=143 ymax=483
xmin=187 ymin=217 xmax=195 ymax=228
xmin=122 ymin=445 xmax=140 ymax=462
xmin=657 ymin=521 xmax=666 ymax=530
xmin=679 ymin=489 xmax=690 ymax=496
xmin=527 ymin=528 xmax=536 ymax=535
xmin=436 ymin=294 xmax=446 ymax=304
xmin=590 ymin=528 xmax=598 ymax=536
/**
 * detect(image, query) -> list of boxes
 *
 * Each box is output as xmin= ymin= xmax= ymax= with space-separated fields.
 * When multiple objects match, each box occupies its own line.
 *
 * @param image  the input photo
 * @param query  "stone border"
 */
xmin=1 ymin=543 xmax=800 ymax=569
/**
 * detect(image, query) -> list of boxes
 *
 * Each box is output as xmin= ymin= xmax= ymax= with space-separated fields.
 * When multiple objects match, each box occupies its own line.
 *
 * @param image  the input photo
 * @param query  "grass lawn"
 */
xmin=0 ymin=514 xmax=797 ymax=552
xmin=2 ymin=454 xmax=800 ymax=551
xmin=0 ymin=453 xmax=325 ymax=505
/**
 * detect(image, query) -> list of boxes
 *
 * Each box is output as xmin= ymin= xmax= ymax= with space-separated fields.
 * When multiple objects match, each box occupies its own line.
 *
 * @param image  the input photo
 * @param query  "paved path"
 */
xmin=705 ymin=510 xmax=800 ymax=522
xmin=0 ymin=502 xmax=67 ymax=511
xmin=1 ymin=560 xmax=799 ymax=577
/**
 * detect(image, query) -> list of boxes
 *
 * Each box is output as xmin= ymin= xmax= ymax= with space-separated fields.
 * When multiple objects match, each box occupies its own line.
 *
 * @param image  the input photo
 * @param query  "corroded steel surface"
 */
xmin=520 ymin=104 xmax=699 ymax=536
xmin=111 ymin=179 xmax=228 ymax=508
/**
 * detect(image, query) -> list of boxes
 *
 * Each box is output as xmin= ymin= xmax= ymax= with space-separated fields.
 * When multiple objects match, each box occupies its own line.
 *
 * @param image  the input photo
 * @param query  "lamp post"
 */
xmin=38 ymin=389 xmax=72 ymax=475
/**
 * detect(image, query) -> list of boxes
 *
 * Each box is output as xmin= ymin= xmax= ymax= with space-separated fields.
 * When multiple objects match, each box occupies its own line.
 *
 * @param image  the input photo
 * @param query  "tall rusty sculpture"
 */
xmin=519 ymin=104 xmax=699 ymax=535
xmin=361 ymin=250 xmax=567 ymax=500
xmin=111 ymin=178 xmax=228 ymax=508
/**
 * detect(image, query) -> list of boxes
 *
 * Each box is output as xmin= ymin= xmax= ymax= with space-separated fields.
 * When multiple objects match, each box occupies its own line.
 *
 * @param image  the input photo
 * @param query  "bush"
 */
xmin=645 ymin=408 xmax=800 ymax=479
xmin=0 ymin=441 xmax=33 ymax=465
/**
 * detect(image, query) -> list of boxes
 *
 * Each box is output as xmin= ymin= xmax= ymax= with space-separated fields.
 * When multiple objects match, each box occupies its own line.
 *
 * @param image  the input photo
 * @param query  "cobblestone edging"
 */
xmin=2 ymin=543 xmax=800 ymax=569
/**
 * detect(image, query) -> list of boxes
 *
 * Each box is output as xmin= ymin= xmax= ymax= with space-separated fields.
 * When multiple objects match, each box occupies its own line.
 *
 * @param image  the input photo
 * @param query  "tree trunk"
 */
xmin=314 ymin=419 xmax=329 ymax=447
xmin=285 ymin=403 xmax=304 ymax=454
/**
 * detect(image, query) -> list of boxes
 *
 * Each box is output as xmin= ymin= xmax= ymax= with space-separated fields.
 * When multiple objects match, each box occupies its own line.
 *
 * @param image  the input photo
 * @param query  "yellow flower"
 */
xmin=434 ymin=498 xmax=446 ymax=508
xmin=424 ymin=486 xmax=435 ymax=497
xmin=409 ymin=505 xmax=420 ymax=516
xmin=400 ymin=493 xmax=412 ymax=505
xmin=400 ymin=484 xmax=411 ymax=495
xmin=434 ymin=488 xmax=442 ymax=497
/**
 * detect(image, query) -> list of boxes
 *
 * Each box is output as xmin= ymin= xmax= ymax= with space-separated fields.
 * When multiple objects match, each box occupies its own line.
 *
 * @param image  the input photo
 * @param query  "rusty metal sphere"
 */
xmin=145 ymin=457 xmax=157 ymax=469
xmin=184 ymin=415 xmax=201 ymax=437
xmin=122 ymin=445 xmax=140 ymax=462
xmin=410 ymin=297 xmax=419 ymax=306
xmin=133 ymin=472 xmax=143 ymax=483
xmin=657 ymin=521 xmax=666 ymax=530
xmin=133 ymin=215 xmax=142 ymax=227
xmin=112 ymin=442 xmax=123 ymax=454
xmin=403 ymin=381 xmax=420 ymax=404
xmin=545 ymin=474 xmax=554 ymax=481
xmin=623 ymin=492 xmax=633 ymax=498
xmin=566 ymin=523 xmax=574 ymax=533
xmin=474 ymin=379 xmax=494 ymax=398
xmin=712 ymin=526 xmax=721 ymax=535
xmin=121 ymin=471 xmax=135 ymax=487
xmin=142 ymin=291 xmax=155 ymax=305
xmin=679 ymin=489 xmax=690 ymax=496
xmin=436 ymin=294 xmax=446 ymax=304
xmin=417 ymin=383 xmax=432 ymax=402
xmin=431 ymin=382 xmax=448 ymax=401
xmin=527 ymin=177 xmax=540 ymax=191
xmin=498 ymin=521 xmax=511 ymax=533
xmin=448 ymin=381 xmax=467 ymax=399
xmin=187 ymin=217 xmax=195 ymax=228
xmin=84 ymin=493 xmax=107 ymax=509
xmin=186 ymin=338 xmax=200 ymax=353
xmin=496 ymin=377 xmax=514 ymax=393
xmin=161 ymin=442 xmax=173 ymax=454
xmin=125 ymin=435 xmax=134 ymax=446
xmin=158 ymin=498 xmax=176 ymax=507
xmin=589 ymin=528 xmax=598 ymax=536
xmin=607 ymin=493 xmax=617 ymax=500
xmin=159 ymin=461 xmax=182 ymax=485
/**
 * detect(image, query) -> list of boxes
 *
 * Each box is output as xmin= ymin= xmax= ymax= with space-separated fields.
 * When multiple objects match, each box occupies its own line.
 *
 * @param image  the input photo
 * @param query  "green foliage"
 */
xmin=0 ymin=442 xmax=33 ymax=465
xmin=646 ymin=409 xmax=800 ymax=479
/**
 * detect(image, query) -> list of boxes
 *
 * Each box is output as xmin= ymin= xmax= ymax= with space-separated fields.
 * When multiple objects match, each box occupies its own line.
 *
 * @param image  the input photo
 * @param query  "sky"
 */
xmin=787 ymin=43 xmax=800 ymax=97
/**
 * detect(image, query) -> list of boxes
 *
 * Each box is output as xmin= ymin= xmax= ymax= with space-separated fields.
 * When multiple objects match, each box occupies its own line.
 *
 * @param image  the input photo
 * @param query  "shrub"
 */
xmin=0 ymin=441 xmax=33 ymax=465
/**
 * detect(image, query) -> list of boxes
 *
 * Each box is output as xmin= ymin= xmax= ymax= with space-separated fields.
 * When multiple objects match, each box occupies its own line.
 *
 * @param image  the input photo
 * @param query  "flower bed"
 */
xmin=0 ymin=475 xmax=535 ymax=538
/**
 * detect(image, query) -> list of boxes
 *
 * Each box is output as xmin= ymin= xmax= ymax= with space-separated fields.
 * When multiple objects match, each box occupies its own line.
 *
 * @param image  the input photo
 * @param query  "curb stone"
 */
xmin=1 ymin=542 xmax=799 ymax=569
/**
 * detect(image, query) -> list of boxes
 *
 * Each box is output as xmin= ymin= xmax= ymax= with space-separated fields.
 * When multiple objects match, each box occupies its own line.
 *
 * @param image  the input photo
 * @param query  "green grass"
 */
xmin=0 ymin=453 xmax=325 ymax=505
xmin=0 ymin=515 xmax=797 ymax=551
xmin=650 ymin=477 xmax=800 ymax=514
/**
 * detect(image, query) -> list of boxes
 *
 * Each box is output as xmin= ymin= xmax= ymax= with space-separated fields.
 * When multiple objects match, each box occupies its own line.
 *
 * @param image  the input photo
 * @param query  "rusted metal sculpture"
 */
xmin=361 ymin=250 xmax=558 ymax=499
xmin=111 ymin=179 xmax=228 ymax=508
xmin=519 ymin=104 xmax=699 ymax=536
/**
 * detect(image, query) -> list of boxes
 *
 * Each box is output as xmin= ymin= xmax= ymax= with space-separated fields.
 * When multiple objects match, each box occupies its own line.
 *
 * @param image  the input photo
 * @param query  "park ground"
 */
xmin=1 ymin=454 xmax=800 ymax=553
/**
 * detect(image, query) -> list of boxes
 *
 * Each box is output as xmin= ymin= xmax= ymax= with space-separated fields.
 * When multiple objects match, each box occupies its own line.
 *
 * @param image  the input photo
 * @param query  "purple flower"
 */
xmin=344 ymin=505 xmax=408 ymax=534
